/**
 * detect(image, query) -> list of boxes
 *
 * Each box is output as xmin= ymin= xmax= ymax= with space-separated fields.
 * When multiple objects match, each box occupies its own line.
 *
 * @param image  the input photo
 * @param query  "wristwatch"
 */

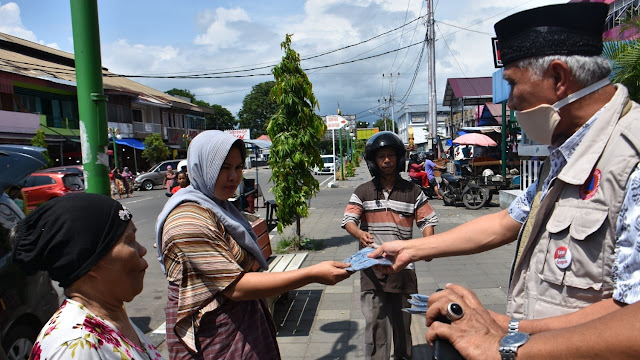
xmin=507 ymin=318 xmax=520 ymax=334
xmin=499 ymin=332 xmax=530 ymax=360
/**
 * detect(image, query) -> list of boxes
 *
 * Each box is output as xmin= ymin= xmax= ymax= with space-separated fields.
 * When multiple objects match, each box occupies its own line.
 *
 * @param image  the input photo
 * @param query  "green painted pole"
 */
xmin=501 ymin=101 xmax=507 ymax=177
xmin=346 ymin=128 xmax=351 ymax=161
xmin=112 ymin=136 xmax=119 ymax=170
xmin=70 ymin=0 xmax=110 ymax=195
xmin=339 ymin=127 xmax=344 ymax=180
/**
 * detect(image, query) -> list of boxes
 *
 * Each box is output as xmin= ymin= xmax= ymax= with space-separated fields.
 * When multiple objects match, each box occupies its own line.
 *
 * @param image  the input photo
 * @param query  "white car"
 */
xmin=314 ymin=155 xmax=337 ymax=175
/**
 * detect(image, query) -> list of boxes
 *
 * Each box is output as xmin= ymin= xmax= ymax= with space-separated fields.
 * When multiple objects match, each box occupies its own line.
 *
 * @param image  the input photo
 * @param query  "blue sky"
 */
xmin=0 ymin=0 xmax=564 ymax=124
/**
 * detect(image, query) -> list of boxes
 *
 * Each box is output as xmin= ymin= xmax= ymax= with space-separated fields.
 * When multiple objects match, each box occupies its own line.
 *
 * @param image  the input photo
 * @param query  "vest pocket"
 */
xmin=540 ymin=205 xmax=609 ymax=291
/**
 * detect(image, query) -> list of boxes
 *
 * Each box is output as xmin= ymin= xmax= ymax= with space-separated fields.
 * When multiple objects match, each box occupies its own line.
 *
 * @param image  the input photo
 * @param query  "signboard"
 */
xmin=492 ymin=37 xmax=502 ymax=68
xmin=325 ymin=115 xmax=347 ymax=130
xmin=225 ymin=129 xmax=251 ymax=139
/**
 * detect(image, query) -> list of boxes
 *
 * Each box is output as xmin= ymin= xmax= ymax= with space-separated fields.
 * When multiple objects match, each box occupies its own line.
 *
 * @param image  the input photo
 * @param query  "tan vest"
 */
xmin=507 ymin=85 xmax=640 ymax=319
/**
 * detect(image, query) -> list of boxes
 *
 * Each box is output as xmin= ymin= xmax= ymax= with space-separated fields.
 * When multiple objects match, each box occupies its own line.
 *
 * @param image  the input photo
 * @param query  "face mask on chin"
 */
xmin=514 ymin=77 xmax=610 ymax=145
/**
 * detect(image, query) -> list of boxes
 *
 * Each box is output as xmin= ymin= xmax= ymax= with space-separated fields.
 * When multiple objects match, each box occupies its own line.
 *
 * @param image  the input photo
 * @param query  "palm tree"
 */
xmin=602 ymin=15 xmax=640 ymax=102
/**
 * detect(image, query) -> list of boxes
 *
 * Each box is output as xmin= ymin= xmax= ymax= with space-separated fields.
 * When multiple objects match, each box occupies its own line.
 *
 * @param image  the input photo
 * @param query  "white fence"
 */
xmin=520 ymin=159 xmax=543 ymax=190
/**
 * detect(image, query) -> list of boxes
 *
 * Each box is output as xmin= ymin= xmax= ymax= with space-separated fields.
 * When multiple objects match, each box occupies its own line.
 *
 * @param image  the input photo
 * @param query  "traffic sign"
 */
xmin=326 ymin=115 xmax=347 ymax=130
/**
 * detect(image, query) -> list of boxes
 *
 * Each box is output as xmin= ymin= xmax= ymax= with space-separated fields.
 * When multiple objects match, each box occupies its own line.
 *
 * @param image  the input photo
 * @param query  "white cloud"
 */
xmin=0 ymin=2 xmax=38 ymax=42
xmin=102 ymin=39 xmax=180 ymax=75
xmin=194 ymin=8 xmax=251 ymax=50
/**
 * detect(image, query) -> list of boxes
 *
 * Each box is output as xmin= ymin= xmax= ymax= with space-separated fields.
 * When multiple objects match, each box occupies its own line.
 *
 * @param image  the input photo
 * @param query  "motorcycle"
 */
xmin=409 ymin=176 xmax=440 ymax=200
xmin=439 ymin=165 xmax=489 ymax=210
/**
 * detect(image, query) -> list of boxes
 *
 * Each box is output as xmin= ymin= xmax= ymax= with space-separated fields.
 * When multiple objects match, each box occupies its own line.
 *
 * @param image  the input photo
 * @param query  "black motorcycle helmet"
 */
xmin=364 ymin=131 xmax=406 ymax=177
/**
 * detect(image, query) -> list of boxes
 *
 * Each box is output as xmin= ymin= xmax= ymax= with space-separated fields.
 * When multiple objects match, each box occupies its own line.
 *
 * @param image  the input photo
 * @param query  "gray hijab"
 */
xmin=155 ymin=130 xmax=268 ymax=273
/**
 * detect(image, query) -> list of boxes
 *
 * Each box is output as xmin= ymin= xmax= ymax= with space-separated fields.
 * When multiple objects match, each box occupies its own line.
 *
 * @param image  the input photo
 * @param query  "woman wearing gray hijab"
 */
xmin=156 ymin=130 xmax=351 ymax=360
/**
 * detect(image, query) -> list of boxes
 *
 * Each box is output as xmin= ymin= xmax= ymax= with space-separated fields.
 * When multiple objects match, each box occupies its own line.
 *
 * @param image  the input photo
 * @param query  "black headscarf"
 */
xmin=12 ymin=193 xmax=132 ymax=288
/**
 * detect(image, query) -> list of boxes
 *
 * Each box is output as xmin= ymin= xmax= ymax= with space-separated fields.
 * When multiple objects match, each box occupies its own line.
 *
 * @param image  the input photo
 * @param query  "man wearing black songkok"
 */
xmin=368 ymin=2 xmax=640 ymax=359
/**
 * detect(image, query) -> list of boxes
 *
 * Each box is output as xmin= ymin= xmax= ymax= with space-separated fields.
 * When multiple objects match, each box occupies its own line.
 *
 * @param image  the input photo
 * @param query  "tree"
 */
xmin=372 ymin=118 xmax=398 ymax=133
xmin=30 ymin=129 xmax=53 ymax=167
xmin=238 ymin=81 xmax=278 ymax=136
xmin=602 ymin=15 xmax=640 ymax=102
xmin=356 ymin=121 xmax=369 ymax=128
xmin=141 ymin=133 xmax=169 ymax=166
xmin=267 ymin=34 xmax=326 ymax=244
xmin=208 ymin=104 xmax=237 ymax=130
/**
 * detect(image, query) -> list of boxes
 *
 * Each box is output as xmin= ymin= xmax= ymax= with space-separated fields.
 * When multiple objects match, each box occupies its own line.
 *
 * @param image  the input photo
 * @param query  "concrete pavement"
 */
xmin=156 ymin=163 xmax=515 ymax=359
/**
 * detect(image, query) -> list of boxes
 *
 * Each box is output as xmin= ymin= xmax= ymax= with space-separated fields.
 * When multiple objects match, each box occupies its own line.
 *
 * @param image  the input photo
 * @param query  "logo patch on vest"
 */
xmin=579 ymin=169 xmax=601 ymax=200
xmin=554 ymin=246 xmax=572 ymax=269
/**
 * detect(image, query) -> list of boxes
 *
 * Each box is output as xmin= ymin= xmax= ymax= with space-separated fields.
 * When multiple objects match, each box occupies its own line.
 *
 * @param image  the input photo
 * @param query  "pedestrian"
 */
xmin=369 ymin=3 xmax=640 ymax=359
xmin=170 ymin=171 xmax=189 ymax=195
xmin=11 ymin=193 xmax=162 ymax=359
xmin=112 ymin=168 xmax=126 ymax=199
xmin=109 ymin=168 xmax=118 ymax=200
xmin=163 ymin=165 xmax=176 ymax=193
xmin=155 ymin=130 xmax=352 ymax=360
xmin=122 ymin=166 xmax=135 ymax=198
xmin=342 ymin=131 xmax=438 ymax=360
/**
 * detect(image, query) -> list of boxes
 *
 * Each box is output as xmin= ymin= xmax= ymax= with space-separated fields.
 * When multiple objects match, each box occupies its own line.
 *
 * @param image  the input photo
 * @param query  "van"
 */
xmin=314 ymin=155 xmax=338 ymax=175
xmin=133 ymin=159 xmax=185 ymax=191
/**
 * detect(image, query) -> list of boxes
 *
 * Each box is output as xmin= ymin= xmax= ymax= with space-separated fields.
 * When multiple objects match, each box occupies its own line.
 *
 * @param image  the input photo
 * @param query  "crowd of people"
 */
xmin=7 ymin=2 xmax=640 ymax=360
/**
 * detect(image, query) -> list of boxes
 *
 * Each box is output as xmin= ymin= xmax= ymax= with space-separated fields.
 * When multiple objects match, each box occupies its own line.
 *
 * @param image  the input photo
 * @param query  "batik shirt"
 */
xmin=508 ymin=107 xmax=640 ymax=304
xmin=30 ymin=299 xmax=163 ymax=360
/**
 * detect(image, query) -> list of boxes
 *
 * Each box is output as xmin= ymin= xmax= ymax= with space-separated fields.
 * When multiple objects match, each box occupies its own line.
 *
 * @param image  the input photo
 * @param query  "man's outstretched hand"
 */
xmin=367 ymin=240 xmax=419 ymax=273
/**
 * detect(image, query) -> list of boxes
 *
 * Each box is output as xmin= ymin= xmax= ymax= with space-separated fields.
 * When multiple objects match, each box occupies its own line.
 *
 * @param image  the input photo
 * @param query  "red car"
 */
xmin=22 ymin=172 xmax=85 ymax=210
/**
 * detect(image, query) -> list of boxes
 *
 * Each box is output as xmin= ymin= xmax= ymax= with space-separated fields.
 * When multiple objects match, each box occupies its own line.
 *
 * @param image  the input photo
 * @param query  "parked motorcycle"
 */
xmin=440 ymin=166 xmax=489 ymax=210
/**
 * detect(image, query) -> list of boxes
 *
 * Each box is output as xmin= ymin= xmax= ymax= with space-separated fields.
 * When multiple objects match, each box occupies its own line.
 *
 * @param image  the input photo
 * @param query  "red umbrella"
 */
xmin=452 ymin=133 xmax=498 ymax=147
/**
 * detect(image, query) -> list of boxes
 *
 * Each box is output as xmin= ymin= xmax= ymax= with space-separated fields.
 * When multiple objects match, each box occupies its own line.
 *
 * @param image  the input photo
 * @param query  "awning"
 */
xmin=244 ymin=139 xmax=272 ymax=149
xmin=460 ymin=126 xmax=502 ymax=133
xmin=115 ymin=137 xmax=145 ymax=150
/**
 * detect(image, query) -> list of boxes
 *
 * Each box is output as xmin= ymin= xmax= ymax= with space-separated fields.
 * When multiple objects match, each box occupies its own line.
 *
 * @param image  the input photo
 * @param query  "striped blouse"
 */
xmin=162 ymin=202 xmax=256 ymax=352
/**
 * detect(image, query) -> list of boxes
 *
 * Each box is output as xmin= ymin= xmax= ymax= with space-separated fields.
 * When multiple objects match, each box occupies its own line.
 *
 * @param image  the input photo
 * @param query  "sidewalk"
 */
xmin=268 ymin=163 xmax=515 ymax=359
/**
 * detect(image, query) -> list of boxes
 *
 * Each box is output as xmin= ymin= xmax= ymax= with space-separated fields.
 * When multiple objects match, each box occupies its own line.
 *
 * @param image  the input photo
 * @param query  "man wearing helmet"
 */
xmin=342 ymin=131 xmax=438 ymax=360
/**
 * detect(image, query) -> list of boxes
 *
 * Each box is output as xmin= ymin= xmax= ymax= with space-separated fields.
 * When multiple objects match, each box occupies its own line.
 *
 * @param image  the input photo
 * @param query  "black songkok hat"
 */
xmin=12 ymin=193 xmax=132 ymax=288
xmin=494 ymin=2 xmax=608 ymax=67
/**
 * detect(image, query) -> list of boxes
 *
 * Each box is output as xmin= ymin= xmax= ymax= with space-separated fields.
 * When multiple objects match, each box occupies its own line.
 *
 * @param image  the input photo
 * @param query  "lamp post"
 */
xmin=108 ymin=127 xmax=121 ymax=170
xmin=182 ymin=133 xmax=191 ymax=149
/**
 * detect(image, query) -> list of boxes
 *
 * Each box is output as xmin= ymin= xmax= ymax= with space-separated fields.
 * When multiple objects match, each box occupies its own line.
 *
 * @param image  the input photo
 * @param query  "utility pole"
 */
xmin=426 ymin=0 xmax=437 ymax=155
xmin=383 ymin=73 xmax=399 ymax=133
xmin=70 ymin=0 xmax=110 ymax=195
xmin=378 ymin=97 xmax=388 ymax=131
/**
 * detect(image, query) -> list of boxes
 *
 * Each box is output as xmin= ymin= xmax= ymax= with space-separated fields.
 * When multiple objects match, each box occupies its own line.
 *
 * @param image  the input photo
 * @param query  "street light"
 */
xmin=182 ymin=133 xmax=191 ymax=148
xmin=108 ymin=127 xmax=121 ymax=170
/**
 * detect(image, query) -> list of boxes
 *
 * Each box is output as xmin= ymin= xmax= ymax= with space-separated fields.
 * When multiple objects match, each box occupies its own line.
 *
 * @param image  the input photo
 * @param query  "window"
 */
xmin=0 ymin=202 xmax=21 ymax=260
xmin=411 ymin=113 xmax=426 ymax=124
xmin=14 ymin=88 xmax=79 ymax=129
xmin=132 ymin=109 xmax=143 ymax=123
xmin=25 ymin=176 xmax=55 ymax=187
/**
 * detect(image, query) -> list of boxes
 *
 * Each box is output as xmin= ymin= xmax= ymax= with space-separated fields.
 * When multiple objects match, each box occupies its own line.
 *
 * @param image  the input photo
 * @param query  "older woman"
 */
xmin=156 ymin=130 xmax=351 ymax=359
xmin=12 ymin=193 xmax=162 ymax=360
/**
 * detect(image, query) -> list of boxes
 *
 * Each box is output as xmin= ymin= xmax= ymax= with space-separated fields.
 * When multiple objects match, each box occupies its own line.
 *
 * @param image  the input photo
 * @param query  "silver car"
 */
xmin=134 ymin=159 xmax=184 ymax=191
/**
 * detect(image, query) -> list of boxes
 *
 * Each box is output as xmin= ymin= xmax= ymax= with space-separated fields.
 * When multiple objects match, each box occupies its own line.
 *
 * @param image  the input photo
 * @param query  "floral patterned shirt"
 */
xmin=30 ymin=299 xmax=163 ymax=360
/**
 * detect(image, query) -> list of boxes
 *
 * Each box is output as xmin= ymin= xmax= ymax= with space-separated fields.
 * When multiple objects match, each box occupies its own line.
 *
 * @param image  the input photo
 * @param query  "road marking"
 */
xmin=319 ymin=176 xmax=333 ymax=187
xmin=123 ymin=197 xmax=153 ymax=204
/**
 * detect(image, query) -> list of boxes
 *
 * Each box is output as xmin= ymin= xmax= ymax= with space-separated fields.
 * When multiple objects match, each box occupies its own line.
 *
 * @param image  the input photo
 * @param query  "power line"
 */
xmin=435 ymin=22 xmax=482 ymax=99
xmin=435 ymin=20 xmax=493 ymax=36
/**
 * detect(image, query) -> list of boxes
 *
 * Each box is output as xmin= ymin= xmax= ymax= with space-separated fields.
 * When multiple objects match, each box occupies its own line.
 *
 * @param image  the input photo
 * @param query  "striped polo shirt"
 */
xmin=342 ymin=178 xmax=437 ymax=244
